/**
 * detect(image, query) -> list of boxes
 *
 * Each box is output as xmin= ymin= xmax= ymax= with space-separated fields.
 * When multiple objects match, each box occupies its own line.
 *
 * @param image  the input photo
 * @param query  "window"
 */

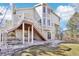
xmin=55 ymin=24 xmax=59 ymax=31
xmin=76 ymin=23 xmax=79 ymax=29
xmin=47 ymin=8 xmax=51 ymax=14
xmin=43 ymin=18 xmax=46 ymax=26
xmin=47 ymin=20 xmax=50 ymax=26
xmin=76 ymin=35 xmax=79 ymax=38
xmin=51 ymin=9 xmax=53 ymax=13
xmin=0 ymin=12 xmax=2 ymax=15
xmin=47 ymin=32 xmax=51 ymax=39
xmin=24 ymin=32 xmax=28 ymax=37
xmin=38 ymin=19 xmax=41 ymax=25
xmin=43 ymin=7 xmax=46 ymax=13
xmin=19 ymin=15 xmax=21 ymax=18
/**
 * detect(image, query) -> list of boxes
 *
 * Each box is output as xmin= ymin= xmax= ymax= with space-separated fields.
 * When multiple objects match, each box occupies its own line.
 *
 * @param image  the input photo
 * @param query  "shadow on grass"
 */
xmin=12 ymin=45 xmax=72 ymax=56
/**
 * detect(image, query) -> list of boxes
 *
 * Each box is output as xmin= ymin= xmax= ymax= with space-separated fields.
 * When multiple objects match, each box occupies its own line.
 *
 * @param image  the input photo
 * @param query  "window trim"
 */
xmin=47 ymin=32 xmax=51 ymax=39
xmin=47 ymin=19 xmax=51 ymax=26
xmin=43 ymin=7 xmax=46 ymax=13
xmin=43 ymin=18 xmax=46 ymax=26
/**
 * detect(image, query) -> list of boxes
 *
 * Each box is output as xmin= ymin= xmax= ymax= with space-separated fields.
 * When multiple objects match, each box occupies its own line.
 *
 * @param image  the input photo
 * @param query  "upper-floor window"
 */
xmin=47 ymin=8 xmax=51 ymax=14
xmin=43 ymin=7 xmax=46 ymax=13
xmin=43 ymin=18 xmax=46 ymax=26
xmin=47 ymin=20 xmax=50 ymax=26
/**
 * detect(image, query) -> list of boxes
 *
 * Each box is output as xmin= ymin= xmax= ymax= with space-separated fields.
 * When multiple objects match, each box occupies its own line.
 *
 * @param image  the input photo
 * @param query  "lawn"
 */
xmin=60 ymin=44 xmax=79 ymax=56
xmin=13 ymin=43 xmax=79 ymax=56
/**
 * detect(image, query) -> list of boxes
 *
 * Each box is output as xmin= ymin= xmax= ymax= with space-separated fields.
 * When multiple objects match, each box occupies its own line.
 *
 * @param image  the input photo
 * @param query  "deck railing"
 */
xmin=0 ymin=8 xmax=47 ymax=45
xmin=14 ymin=9 xmax=47 ymax=40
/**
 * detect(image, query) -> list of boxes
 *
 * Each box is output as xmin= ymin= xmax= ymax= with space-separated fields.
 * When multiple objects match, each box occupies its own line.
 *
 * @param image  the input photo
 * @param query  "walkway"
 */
xmin=0 ymin=39 xmax=63 ymax=56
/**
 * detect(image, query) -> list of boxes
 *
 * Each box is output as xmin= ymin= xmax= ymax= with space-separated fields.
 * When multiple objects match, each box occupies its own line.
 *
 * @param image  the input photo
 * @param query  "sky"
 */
xmin=0 ymin=3 xmax=77 ymax=30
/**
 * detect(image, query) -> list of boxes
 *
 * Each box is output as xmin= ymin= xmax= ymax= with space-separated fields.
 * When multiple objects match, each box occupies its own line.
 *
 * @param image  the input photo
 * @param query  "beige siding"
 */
xmin=34 ymin=32 xmax=42 ymax=41
xmin=15 ymin=30 xmax=22 ymax=40
xmin=51 ymin=13 xmax=59 ymax=25
xmin=12 ymin=4 xmax=60 ymax=41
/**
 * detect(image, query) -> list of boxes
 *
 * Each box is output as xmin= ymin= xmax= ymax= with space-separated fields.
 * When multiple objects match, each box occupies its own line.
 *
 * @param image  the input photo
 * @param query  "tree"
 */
xmin=67 ymin=12 xmax=79 ymax=39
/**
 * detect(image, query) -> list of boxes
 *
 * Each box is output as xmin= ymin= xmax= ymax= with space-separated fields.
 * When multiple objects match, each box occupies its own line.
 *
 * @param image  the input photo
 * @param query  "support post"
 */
xmin=46 ymin=6 xmax=47 ymax=27
xmin=28 ymin=27 xmax=30 ymax=43
xmin=22 ymin=22 xmax=25 ymax=44
xmin=31 ymin=25 xmax=33 ymax=43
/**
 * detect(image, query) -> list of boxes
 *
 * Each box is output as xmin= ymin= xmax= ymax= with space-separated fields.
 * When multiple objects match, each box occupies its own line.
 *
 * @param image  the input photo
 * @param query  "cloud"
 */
xmin=56 ymin=5 xmax=75 ymax=19
xmin=69 ymin=3 xmax=79 ymax=13
xmin=70 ymin=3 xmax=79 ymax=7
xmin=55 ymin=5 xmax=75 ymax=31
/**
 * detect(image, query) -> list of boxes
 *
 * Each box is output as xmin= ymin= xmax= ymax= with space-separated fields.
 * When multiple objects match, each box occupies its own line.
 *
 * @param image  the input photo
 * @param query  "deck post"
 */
xmin=31 ymin=25 xmax=33 ymax=43
xmin=28 ymin=27 xmax=30 ymax=43
xmin=22 ymin=22 xmax=25 ymax=44
xmin=4 ymin=32 xmax=8 ymax=49
xmin=46 ymin=6 xmax=47 ymax=27
xmin=0 ymin=32 xmax=1 ymax=43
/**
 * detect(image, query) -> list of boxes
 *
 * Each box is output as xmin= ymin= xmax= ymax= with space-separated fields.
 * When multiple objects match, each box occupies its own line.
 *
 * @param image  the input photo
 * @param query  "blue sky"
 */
xmin=15 ymin=3 xmax=68 ymax=8
xmin=0 ymin=3 xmax=76 ymax=30
xmin=15 ymin=3 xmax=37 ymax=8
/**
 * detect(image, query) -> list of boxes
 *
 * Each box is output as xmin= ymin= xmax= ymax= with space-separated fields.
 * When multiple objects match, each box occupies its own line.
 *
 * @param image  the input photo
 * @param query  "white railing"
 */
xmin=0 ymin=9 xmax=48 ymax=46
xmin=33 ymin=10 xmax=47 ymax=40
xmin=33 ymin=9 xmax=42 ymax=31
xmin=13 ymin=14 xmax=22 ymax=26
xmin=13 ymin=9 xmax=47 ymax=40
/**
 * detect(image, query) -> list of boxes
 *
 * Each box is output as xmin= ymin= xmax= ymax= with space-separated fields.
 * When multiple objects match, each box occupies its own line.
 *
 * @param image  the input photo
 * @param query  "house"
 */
xmin=0 ymin=3 xmax=60 ymax=44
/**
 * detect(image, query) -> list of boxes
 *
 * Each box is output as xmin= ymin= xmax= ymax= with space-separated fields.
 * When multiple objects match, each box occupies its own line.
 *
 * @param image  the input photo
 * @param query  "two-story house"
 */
xmin=0 ymin=3 xmax=60 ymax=45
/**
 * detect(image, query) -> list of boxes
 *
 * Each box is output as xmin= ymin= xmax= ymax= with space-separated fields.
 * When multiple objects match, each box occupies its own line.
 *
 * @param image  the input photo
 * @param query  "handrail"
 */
xmin=33 ymin=10 xmax=47 ymax=40
xmin=13 ymin=9 xmax=47 ymax=40
xmin=33 ymin=9 xmax=42 ymax=30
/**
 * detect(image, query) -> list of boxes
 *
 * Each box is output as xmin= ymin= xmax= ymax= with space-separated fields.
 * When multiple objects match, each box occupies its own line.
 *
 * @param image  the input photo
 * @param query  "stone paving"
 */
xmin=0 ymin=40 xmax=63 ymax=56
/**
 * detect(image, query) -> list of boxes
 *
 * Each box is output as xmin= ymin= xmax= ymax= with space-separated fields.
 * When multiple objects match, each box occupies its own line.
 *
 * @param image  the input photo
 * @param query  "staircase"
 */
xmin=33 ymin=10 xmax=47 ymax=40
xmin=33 ymin=20 xmax=47 ymax=40
xmin=13 ymin=9 xmax=47 ymax=41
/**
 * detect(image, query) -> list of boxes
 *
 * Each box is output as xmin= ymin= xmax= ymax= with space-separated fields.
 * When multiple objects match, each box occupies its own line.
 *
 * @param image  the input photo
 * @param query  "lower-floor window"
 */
xmin=24 ymin=32 xmax=28 ymax=37
xmin=38 ymin=19 xmax=41 ymax=25
xmin=47 ymin=32 xmax=51 ymax=39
